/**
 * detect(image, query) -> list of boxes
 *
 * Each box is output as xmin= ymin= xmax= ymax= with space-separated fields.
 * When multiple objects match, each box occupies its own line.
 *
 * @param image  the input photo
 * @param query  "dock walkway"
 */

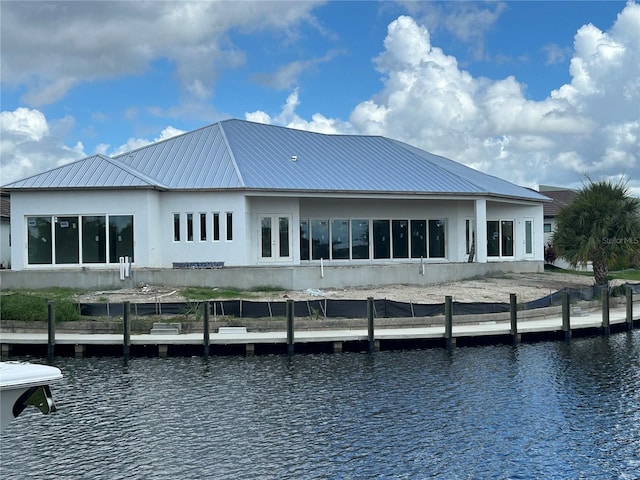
xmin=2 ymin=301 xmax=638 ymax=357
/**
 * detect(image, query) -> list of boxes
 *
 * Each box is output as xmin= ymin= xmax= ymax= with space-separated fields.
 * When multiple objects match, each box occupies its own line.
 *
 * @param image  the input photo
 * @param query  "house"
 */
xmin=1 ymin=119 xmax=549 ymax=290
xmin=538 ymin=185 xmax=591 ymax=271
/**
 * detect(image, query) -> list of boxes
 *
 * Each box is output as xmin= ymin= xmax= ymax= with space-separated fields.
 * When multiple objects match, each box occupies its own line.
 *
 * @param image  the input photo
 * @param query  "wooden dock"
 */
xmin=1 ymin=300 xmax=638 ymax=357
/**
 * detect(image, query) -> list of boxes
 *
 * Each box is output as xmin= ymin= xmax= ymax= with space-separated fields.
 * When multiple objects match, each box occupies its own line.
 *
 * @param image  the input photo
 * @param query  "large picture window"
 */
xmin=392 ymin=220 xmax=409 ymax=259
xmin=27 ymin=214 xmax=133 ymax=266
xmin=373 ymin=220 xmax=390 ymax=259
xmin=411 ymin=220 xmax=427 ymax=258
xmin=428 ymin=219 xmax=446 ymax=258
xmin=351 ymin=219 xmax=369 ymax=259
xmin=331 ymin=219 xmax=349 ymax=260
xmin=311 ymin=220 xmax=329 ymax=260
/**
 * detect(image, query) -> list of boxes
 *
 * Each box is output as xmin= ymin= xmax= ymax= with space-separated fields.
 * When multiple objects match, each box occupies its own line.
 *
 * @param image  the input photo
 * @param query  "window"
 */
xmin=186 ymin=213 xmax=194 ymax=242
xmin=487 ymin=220 xmax=513 ymax=257
xmin=173 ymin=213 xmax=181 ymax=242
xmin=392 ymin=220 xmax=409 ymax=258
xmin=373 ymin=220 xmax=390 ymax=259
xmin=200 ymin=213 xmax=207 ymax=241
xmin=109 ymin=215 xmax=134 ymax=263
xmin=261 ymin=217 xmax=272 ymax=258
xmin=351 ymin=219 xmax=369 ymax=259
xmin=55 ymin=216 xmax=79 ymax=264
xmin=300 ymin=220 xmax=310 ymax=260
xmin=311 ymin=220 xmax=329 ymax=260
xmin=331 ymin=219 xmax=349 ymax=259
xmin=279 ymin=217 xmax=290 ymax=257
xmin=487 ymin=221 xmax=500 ymax=257
xmin=27 ymin=216 xmax=52 ymax=264
xmin=226 ymin=212 xmax=233 ymax=241
xmin=428 ymin=219 xmax=446 ymax=258
xmin=82 ymin=216 xmax=106 ymax=263
xmin=501 ymin=220 xmax=514 ymax=257
xmin=213 ymin=213 xmax=220 ymax=241
xmin=544 ymin=223 xmax=552 ymax=233
xmin=410 ymin=220 xmax=427 ymax=258
xmin=524 ymin=219 xmax=533 ymax=255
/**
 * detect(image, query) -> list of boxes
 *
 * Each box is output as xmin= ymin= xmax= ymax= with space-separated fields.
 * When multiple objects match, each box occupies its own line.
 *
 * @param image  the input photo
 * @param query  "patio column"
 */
xmin=475 ymin=199 xmax=487 ymax=263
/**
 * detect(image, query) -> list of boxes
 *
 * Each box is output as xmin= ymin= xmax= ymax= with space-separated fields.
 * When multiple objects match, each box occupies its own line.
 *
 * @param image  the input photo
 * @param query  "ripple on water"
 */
xmin=1 ymin=332 xmax=639 ymax=479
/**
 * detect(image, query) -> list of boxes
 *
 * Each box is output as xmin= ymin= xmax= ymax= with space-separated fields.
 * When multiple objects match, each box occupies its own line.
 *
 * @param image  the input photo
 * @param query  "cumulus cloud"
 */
xmin=264 ymin=4 xmax=639 ymax=195
xmin=0 ymin=108 xmax=86 ymax=184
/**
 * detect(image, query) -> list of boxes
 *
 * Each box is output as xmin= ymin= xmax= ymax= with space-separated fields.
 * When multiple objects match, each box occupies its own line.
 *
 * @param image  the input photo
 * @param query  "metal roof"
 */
xmin=2 ymin=119 xmax=548 ymax=202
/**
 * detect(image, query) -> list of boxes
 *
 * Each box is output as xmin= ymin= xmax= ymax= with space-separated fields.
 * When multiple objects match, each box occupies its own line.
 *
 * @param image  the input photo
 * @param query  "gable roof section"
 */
xmin=2 ymin=119 xmax=548 ymax=202
xmin=539 ymin=188 xmax=578 ymax=217
xmin=3 ymin=154 xmax=167 ymax=190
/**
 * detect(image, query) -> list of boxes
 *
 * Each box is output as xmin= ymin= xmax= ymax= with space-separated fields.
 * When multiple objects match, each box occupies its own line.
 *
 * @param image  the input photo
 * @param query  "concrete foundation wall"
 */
xmin=0 ymin=260 xmax=544 ymax=291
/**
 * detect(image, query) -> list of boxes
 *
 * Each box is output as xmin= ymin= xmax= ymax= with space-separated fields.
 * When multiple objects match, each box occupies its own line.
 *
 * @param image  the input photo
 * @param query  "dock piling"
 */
xmin=509 ymin=293 xmax=519 ymax=345
xmin=367 ymin=297 xmax=376 ymax=353
xmin=602 ymin=289 xmax=610 ymax=335
xmin=286 ymin=299 xmax=294 ymax=356
xmin=47 ymin=300 xmax=55 ymax=360
xmin=626 ymin=286 xmax=633 ymax=331
xmin=445 ymin=296 xmax=455 ymax=348
xmin=123 ymin=301 xmax=131 ymax=359
xmin=562 ymin=291 xmax=571 ymax=341
xmin=203 ymin=301 xmax=210 ymax=358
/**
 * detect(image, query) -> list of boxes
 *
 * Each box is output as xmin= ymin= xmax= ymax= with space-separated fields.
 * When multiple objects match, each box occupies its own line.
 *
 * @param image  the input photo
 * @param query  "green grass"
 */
xmin=610 ymin=269 xmax=640 ymax=281
xmin=0 ymin=289 xmax=83 ymax=322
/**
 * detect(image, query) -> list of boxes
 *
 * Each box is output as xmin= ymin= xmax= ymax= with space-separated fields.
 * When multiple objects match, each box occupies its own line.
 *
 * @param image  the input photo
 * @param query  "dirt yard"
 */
xmin=74 ymin=271 xmax=612 ymax=305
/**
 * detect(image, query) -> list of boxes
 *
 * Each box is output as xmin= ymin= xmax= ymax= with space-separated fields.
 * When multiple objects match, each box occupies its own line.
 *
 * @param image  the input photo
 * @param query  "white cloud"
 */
xmin=0 ymin=108 xmax=86 ymax=185
xmin=1 ymin=1 xmax=324 ymax=106
xmin=263 ymin=4 xmax=640 ymax=196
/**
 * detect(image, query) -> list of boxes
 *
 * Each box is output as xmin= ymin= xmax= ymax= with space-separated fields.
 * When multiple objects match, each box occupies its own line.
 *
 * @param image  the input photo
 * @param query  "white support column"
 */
xmin=475 ymin=199 xmax=487 ymax=263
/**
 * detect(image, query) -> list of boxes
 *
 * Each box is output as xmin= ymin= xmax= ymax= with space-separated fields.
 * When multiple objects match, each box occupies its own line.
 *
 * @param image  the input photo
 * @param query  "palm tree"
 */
xmin=552 ymin=178 xmax=640 ymax=285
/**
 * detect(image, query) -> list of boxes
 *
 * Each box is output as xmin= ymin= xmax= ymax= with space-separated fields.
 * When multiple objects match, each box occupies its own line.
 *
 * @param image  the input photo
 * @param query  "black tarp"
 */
xmin=78 ymin=282 xmax=639 ymax=319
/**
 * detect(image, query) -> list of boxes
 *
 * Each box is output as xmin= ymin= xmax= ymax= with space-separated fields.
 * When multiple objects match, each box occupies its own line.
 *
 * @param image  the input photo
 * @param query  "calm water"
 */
xmin=2 ymin=332 xmax=639 ymax=480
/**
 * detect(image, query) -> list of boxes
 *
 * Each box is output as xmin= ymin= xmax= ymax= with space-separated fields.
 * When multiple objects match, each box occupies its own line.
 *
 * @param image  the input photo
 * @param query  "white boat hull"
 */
xmin=0 ymin=362 xmax=63 ymax=432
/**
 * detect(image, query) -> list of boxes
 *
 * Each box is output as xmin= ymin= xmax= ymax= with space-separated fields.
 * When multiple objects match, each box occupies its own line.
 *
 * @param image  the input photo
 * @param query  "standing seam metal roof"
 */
xmin=2 ymin=119 xmax=549 ymax=202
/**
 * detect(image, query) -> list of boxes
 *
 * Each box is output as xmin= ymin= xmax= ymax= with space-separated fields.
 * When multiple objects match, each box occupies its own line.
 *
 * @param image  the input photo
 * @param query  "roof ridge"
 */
xmin=217 ymin=122 xmax=245 ymax=187
xmin=100 ymin=154 xmax=170 ymax=189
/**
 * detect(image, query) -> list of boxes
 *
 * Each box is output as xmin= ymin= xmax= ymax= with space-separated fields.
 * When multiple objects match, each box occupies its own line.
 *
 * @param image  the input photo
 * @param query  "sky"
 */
xmin=1 ymin=1 xmax=639 ymax=196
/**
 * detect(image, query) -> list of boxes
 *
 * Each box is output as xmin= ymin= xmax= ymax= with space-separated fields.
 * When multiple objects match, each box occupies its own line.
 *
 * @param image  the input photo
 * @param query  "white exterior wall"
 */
xmin=9 ymin=190 xmax=161 ymax=270
xmin=159 ymin=191 xmax=248 ymax=267
xmin=8 ymin=190 xmax=544 ymax=270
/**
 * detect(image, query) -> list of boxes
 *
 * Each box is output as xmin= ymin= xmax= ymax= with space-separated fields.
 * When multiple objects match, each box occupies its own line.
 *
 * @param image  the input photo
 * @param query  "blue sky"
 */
xmin=1 ymin=1 xmax=638 ymax=195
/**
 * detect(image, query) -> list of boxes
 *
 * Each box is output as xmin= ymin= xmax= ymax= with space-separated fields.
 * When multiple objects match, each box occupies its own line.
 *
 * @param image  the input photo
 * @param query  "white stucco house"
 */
xmin=1 ymin=119 xmax=549 ymax=290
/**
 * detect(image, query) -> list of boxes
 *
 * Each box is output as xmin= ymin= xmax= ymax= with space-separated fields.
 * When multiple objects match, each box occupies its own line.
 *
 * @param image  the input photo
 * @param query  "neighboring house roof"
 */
xmin=538 ymin=186 xmax=578 ymax=217
xmin=3 ymin=119 xmax=548 ymax=202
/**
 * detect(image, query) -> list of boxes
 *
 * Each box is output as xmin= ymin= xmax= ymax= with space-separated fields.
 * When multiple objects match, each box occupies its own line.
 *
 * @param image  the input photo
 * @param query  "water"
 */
xmin=2 ymin=332 xmax=639 ymax=480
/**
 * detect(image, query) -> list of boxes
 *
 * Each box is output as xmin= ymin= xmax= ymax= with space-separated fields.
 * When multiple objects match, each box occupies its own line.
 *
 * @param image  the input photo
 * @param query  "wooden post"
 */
xmin=203 ymin=301 xmax=210 ymax=358
xmin=626 ymin=286 xmax=634 ymax=331
xmin=509 ymin=293 xmax=519 ymax=344
xmin=123 ymin=301 xmax=131 ymax=359
xmin=602 ymin=289 xmax=610 ymax=335
xmin=562 ymin=291 xmax=571 ymax=341
xmin=445 ymin=296 xmax=454 ymax=348
xmin=367 ymin=297 xmax=376 ymax=353
xmin=47 ymin=300 xmax=55 ymax=360
xmin=286 ymin=299 xmax=294 ymax=356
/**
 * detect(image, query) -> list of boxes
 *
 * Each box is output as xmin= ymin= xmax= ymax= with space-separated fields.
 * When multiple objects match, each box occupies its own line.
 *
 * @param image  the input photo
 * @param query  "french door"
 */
xmin=259 ymin=215 xmax=292 ymax=262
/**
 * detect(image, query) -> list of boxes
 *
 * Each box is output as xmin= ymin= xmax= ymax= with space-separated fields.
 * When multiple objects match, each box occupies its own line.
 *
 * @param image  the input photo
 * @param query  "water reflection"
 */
xmin=2 ymin=332 xmax=639 ymax=479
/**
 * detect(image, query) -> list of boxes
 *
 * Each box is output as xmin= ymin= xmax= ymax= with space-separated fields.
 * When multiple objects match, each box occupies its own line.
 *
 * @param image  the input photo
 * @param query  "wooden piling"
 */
xmin=561 ymin=291 xmax=571 ymax=341
xmin=158 ymin=345 xmax=168 ymax=358
xmin=509 ymin=293 xmax=519 ymax=344
xmin=626 ymin=286 xmax=634 ymax=331
xmin=47 ymin=300 xmax=55 ymax=359
xmin=74 ymin=344 xmax=85 ymax=358
xmin=367 ymin=297 xmax=376 ymax=353
xmin=123 ymin=301 xmax=131 ymax=359
xmin=445 ymin=296 xmax=455 ymax=348
xmin=203 ymin=301 xmax=210 ymax=358
xmin=602 ymin=290 xmax=610 ymax=335
xmin=286 ymin=299 xmax=294 ymax=356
